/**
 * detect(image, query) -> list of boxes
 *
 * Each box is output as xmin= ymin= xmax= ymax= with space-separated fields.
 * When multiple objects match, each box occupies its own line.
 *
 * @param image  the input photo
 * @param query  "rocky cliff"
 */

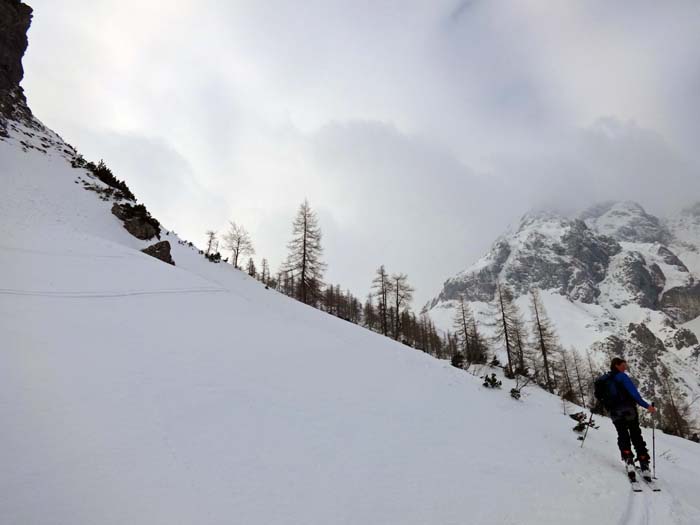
xmin=0 ymin=0 xmax=33 ymax=133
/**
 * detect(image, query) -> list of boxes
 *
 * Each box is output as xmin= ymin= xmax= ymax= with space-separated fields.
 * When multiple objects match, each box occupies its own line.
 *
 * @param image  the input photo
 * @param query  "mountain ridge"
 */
xmin=426 ymin=200 xmax=700 ymax=426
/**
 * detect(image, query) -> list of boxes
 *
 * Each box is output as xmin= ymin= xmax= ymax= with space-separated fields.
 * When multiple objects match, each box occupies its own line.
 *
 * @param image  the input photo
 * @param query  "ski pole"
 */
xmin=580 ymin=412 xmax=595 ymax=448
xmin=652 ymin=403 xmax=656 ymax=479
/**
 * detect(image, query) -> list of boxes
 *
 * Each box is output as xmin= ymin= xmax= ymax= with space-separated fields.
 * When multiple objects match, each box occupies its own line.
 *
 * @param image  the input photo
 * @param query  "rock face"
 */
xmin=604 ymin=251 xmax=664 ymax=309
xmin=659 ymin=282 xmax=700 ymax=323
xmin=0 ymin=0 xmax=33 ymax=131
xmin=581 ymin=201 xmax=671 ymax=244
xmin=141 ymin=241 xmax=175 ymax=266
xmin=429 ymin=201 xmax=699 ymax=317
xmin=428 ymin=211 xmax=620 ymax=308
xmin=111 ymin=203 xmax=161 ymax=241
xmin=670 ymin=328 xmax=699 ymax=350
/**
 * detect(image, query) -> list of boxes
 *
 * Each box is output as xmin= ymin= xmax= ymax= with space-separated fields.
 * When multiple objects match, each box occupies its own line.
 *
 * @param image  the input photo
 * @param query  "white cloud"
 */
xmin=22 ymin=0 xmax=700 ymax=306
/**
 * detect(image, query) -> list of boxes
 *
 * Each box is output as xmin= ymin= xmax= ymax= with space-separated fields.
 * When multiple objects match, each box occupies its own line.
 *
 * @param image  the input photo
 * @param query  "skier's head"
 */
xmin=610 ymin=357 xmax=628 ymax=373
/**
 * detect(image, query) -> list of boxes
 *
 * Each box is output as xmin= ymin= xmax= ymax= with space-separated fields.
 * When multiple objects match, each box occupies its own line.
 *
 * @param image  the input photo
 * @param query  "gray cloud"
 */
xmin=21 ymin=0 xmax=700 ymax=306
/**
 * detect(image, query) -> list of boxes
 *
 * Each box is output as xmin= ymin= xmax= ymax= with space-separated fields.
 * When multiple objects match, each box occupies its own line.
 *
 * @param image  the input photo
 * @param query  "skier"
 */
xmin=596 ymin=357 xmax=656 ymax=472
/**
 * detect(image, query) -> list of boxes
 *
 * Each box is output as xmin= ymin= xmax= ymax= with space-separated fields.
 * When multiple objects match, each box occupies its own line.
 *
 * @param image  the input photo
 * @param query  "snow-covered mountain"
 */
xmin=426 ymin=200 xmax=700 ymax=421
xmin=3 ymin=2 xmax=700 ymax=523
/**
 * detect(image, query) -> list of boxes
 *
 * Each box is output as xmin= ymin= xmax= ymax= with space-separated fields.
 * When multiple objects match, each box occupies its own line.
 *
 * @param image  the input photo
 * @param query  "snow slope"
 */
xmin=2 ymin=119 xmax=700 ymax=525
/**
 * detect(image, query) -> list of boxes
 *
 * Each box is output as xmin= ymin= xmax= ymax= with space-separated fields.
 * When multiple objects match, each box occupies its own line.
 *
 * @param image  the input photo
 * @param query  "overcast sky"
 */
xmin=22 ymin=0 xmax=700 ymax=307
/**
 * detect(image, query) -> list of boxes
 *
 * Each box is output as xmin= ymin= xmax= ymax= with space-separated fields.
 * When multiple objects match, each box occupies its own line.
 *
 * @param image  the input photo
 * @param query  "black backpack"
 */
xmin=594 ymin=372 xmax=617 ymax=411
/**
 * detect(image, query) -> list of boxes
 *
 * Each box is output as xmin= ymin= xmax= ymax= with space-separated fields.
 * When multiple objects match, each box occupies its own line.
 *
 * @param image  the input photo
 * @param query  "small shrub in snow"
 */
xmin=76 ymin=157 xmax=135 ymax=201
xmin=483 ymin=374 xmax=502 ymax=389
xmin=451 ymin=352 xmax=465 ymax=369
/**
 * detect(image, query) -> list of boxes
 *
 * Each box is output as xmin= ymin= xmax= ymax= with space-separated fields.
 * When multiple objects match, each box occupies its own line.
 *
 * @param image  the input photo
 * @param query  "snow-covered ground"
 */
xmin=3 ymin=131 xmax=700 ymax=524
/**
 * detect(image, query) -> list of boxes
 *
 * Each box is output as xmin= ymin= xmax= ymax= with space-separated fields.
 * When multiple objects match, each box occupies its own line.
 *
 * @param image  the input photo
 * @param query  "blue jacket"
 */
xmin=611 ymin=371 xmax=650 ymax=409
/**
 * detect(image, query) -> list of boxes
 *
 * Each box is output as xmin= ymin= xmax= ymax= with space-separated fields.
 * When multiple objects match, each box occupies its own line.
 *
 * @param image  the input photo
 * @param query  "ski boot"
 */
xmin=637 ymin=454 xmax=652 ymax=482
xmin=622 ymin=450 xmax=636 ymax=481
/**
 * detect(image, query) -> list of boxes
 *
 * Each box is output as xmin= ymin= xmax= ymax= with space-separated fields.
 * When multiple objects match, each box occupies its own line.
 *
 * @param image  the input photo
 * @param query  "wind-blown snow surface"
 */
xmin=2 ymin=134 xmax=700 ymax=524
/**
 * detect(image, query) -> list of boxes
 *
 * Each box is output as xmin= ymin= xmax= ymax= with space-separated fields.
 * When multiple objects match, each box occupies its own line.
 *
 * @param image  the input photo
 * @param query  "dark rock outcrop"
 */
xmin=0 ymin=0 xmax=33 ymax=133
xmin=141 ymin=241 xmax=175 ymax=265
xmin=627 ymin=323 xmax=666 ymax=358
xmin=111 ymin=203 xmax=161 ymax=240
xmin=669 ymin=328 xmax=699 ymax=350
xmin=609 ymin=251 xmax=665 ymax=308
xmin=656 ymin=246 xmax=688 ymax=272
xmin=659 ymin=282 xmax=700 ymax=323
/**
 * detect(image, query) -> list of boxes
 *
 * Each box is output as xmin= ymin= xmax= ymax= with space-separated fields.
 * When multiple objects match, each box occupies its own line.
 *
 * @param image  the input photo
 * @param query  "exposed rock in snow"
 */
xmin=0 ymin=0 xmax=34 ymax=135
xmin=141 ymin=240 xmax=175 ymax=265
xmin=111 ymin=202 xmax=162 ymax=241
xmin=659 ymin=282 xmax=700 ymax=323
xmin=668 ymin=327 xmax=699 ymax=350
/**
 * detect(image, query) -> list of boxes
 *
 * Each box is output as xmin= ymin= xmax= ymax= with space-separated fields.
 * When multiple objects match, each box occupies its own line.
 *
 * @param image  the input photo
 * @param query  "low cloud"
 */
xmin=22 ymin=0 xmax=700 ymax=306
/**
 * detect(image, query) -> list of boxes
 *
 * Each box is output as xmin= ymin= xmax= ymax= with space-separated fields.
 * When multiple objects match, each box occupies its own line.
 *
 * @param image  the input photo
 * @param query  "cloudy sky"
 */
xmin=23 ymin=0 xmax=700 ymax=306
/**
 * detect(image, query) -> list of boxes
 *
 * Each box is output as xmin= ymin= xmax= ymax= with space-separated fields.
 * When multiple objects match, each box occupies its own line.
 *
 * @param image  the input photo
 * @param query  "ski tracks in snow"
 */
xmin=618 ymin=480 xmax=693 ymax=525
xmin=618 ymin=488 xmax=652 ymax=525
xmin=0 ymin=287 xmax=227 ymax=298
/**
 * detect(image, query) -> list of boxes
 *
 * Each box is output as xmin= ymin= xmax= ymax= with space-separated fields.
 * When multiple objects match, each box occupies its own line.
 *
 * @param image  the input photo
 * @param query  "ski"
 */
xmin=626 ymin=463 xmax=643 ymax=492
xmin=637 ymin=467 xmax=661 ymax=492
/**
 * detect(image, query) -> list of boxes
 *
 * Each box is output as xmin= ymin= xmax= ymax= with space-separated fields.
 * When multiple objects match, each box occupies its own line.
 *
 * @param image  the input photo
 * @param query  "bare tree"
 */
xmin=571 ymin=349 xmax=589 ymax=408
xmin=530 ymin=288 xmax=558 ymax=393
xmin=246 ymin=257 xmax=257 ymax=278
xmin=556 ymin=348 xmax=577 ymax=404
xmin=205 ymin=230 xmax=217 ymax=255
xmin=284 ymin=199 xmax=326 ymax=305
xmin=391 ymin=273 xmax=414 ymax=340
xmin=363 ymin=293 xmax=378 ymax=331
xmin=222 ymin=221 xmax=254 ymax=268
xmin=453 ymin=295 xmax=473 ymax=363
xmin=493 ymin=285 xmax=517 ymax=377
xmin=260 ymin=258 xmax=271 ymax=285
xmin=510 ymin=309 xmax=528 ymax=375
xmin=371 ymin=265 xmax=393 ymax=336
xmin=469 ymin=316 xmax=489 ymax=364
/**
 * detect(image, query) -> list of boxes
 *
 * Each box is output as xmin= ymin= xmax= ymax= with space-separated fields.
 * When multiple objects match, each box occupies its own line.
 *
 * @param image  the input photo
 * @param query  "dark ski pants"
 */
xmin=612 ymin=408 xmax=648 ymax=461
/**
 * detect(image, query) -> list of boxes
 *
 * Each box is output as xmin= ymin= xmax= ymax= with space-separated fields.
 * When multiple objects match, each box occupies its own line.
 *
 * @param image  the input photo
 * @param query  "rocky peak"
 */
xmin=0 ymin=0 xmax=33 ymax=133
xmin=581 ymin=201 xmax=670 ymax=244
xmin=427 ymin=209 xmax=620 ymax=307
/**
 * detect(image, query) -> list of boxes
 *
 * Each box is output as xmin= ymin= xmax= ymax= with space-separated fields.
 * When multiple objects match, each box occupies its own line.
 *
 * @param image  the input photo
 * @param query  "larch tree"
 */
xmin=453 ymin=295 xmax=474 ymax=364
xmin=509 ymin=306 xmax=528 ymax=375
xmin=260 ymin=258 xmax=271 ymax=285
xmin=222 ymin=221 xmax=254 ymax=269
xmin=530 ymin=288 xmax=558 ymax=393
xmin=571 ymin=349 xmax=589 ymax=408
xmin=363 ymin=294 xmax=378 ymax=331
xmin=391 ymin=273 xmax=414 ymax=341
xmin=284 ymin=199 xmax=326 ymax=305
xmin=246 ymin=257 xmax=257 ymax=278
xmin=493 ymin=285 xmax=517 ymax=377
xmin=469 ymin=316 xmax=489 ymax=364
xmin=205 ymin=230 xmax=217 ymax=255
xmin=371 ymin=265 xmax=392 ymax=336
